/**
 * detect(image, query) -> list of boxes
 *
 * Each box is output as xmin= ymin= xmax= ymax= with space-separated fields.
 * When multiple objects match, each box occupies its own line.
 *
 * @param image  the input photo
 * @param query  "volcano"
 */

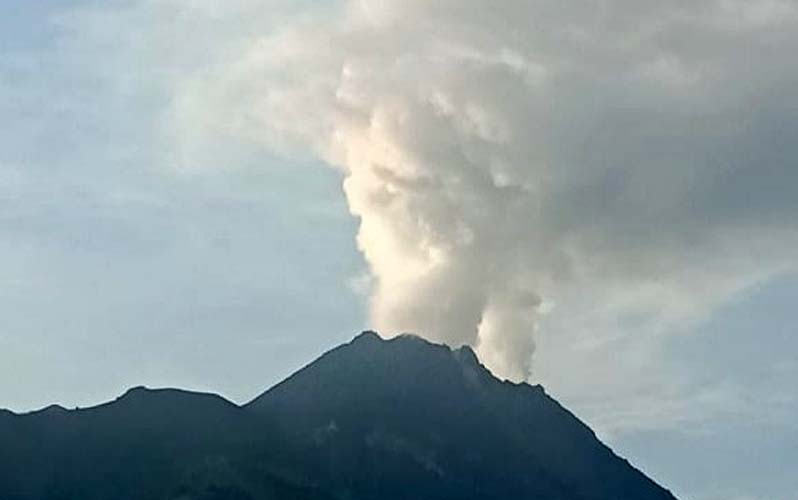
xmin=0 ymin=331 xmax=677 ymax=500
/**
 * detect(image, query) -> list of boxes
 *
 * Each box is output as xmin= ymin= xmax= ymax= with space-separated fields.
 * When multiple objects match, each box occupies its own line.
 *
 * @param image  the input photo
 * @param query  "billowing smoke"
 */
xmin=169 ymin=0 xmax=798 ymax=381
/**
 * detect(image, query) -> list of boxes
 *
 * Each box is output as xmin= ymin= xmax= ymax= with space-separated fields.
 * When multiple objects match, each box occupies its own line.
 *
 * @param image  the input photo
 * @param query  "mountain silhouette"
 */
xmin=0 ymin=332 xmax=677 ymax=500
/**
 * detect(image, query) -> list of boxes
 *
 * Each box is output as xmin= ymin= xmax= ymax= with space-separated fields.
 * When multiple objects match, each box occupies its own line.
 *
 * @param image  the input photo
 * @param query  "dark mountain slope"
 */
xmin=0 ymin=331 xmax=677 ymax=500
xmin=247 ymin=331 xmax=676 ymax=500
xmin=0 ymin=388 xmax=329 ymax=500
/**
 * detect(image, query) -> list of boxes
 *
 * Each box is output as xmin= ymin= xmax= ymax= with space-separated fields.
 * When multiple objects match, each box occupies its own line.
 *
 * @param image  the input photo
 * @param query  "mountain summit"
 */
xmin=0 ymin=332 xmax=677 ymax=500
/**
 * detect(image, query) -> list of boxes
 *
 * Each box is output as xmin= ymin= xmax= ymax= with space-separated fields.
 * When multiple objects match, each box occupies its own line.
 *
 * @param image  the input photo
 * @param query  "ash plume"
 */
xmin=184 ymin=0 xmax=798 ymax=380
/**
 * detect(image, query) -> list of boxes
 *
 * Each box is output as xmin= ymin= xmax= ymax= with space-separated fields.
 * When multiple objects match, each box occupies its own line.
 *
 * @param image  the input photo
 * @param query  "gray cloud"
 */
xmin=193 ymin=0 xmax=798 ymax=381
xmin=31 ymin=0 xmax=798 ymax=401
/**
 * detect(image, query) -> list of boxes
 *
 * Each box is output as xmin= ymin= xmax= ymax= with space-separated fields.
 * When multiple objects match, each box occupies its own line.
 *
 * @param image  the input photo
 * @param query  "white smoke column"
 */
xmin=195 ymin=0 xmax=798 ymax=381
xmin=330 ymin=45 xmax=547 ymax=380
xmin=226 ymin=2 xmax=555 ymax=380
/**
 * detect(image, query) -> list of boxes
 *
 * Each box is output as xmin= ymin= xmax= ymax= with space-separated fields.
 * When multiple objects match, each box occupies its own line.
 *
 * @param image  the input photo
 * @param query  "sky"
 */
xmin=1 ymin=1 xmax=797 ymax=499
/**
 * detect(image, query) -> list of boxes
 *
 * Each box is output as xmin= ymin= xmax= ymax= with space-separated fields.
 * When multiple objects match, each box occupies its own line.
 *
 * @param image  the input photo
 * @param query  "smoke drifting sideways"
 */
xmin=187 ymin=0 xmax=798 ymax=381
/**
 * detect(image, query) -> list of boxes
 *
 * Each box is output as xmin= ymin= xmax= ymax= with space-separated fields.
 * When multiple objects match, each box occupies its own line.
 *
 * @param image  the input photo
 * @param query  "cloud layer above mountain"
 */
xmin=23 ymin=0 xmax=798 ymax=384
xmin=166 ymin=0 xmax=798 ymax=380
